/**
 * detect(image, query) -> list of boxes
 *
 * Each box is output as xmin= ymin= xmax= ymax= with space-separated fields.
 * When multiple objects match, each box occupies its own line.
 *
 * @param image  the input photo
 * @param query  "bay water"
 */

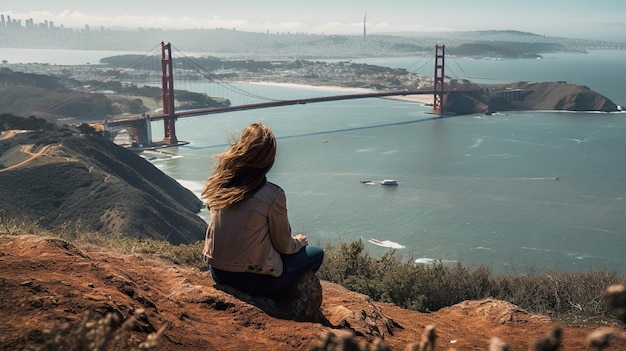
xmin=5 ymin=48 xmax=626 ymax=273
xmin=147 ymin=51 xmax=626 ymax=274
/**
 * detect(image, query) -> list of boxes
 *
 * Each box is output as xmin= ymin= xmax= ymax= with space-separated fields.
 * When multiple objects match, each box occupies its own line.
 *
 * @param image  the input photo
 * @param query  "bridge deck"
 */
xmin=104 ymin=89 xmax=441 ymax=124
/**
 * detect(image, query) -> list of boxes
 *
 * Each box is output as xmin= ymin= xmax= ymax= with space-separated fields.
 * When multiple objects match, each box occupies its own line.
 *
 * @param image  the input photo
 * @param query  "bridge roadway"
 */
xmin=106 ymin=89 xmax=441 ymax=124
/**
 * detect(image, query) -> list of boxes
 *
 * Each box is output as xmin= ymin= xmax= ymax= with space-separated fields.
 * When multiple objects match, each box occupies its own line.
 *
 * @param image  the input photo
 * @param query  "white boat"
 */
xmin=414 ymin=258 xmax=436 ymax=265
xmin=380 ymin=179 xmax=398 ymax=186
xmin=368 ymin=238 xmax=405 ymax=249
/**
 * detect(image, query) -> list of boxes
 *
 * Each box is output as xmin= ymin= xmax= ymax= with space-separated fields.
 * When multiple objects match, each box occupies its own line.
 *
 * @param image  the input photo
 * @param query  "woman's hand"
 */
xmin=295 ymin=234 xmax=308 ymax=246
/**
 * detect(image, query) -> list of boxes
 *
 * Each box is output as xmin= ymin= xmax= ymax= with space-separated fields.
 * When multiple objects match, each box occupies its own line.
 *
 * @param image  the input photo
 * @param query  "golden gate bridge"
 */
xmin=39 ymin=42 xmax=480 ymax=148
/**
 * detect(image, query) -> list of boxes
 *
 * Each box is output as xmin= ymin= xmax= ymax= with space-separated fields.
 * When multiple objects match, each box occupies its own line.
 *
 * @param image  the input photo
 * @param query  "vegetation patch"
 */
xmin=318 ymin=239 xmax=625 ymax=325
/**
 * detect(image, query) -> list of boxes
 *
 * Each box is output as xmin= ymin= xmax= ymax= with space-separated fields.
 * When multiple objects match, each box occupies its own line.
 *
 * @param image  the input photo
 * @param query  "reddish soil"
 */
xmin=0 ymin=234 xmax=624 ymax=350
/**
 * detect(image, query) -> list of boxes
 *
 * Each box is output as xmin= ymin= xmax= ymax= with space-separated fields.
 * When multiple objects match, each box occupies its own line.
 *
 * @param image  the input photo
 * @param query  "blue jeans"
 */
xmin=210 ymin=245 xmax=324 ymax=296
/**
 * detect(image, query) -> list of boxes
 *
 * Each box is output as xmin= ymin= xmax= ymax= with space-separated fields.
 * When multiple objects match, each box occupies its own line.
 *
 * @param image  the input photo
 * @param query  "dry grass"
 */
xmin=309 ymin=322 xmax=626 ymax=351
xmin=0 ymin=210 xmax=208 ymax=268
xmin=35 ymin=309 xmax=166 ymax=351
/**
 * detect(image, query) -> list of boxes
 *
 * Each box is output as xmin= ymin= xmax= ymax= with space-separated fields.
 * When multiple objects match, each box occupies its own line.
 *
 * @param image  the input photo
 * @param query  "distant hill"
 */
xmin=444 ymin=81 xmax=620 ymax=115
xmin=450 ymin=42 xmax=566 ymax=58
xmin=0 ymin=114 xmax=207 ymax=244
xmin=1 ymin=26 xmax=623 ymax=60
xmin=0 ymin=68 xmax=229 ymax=124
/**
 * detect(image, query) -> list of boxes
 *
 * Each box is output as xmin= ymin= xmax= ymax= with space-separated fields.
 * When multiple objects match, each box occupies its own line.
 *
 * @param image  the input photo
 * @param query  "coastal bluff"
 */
xmin=0 ymin=114 xmax=207 ymax=244
xmin=444 ymin=81 xmax=620 ymax=115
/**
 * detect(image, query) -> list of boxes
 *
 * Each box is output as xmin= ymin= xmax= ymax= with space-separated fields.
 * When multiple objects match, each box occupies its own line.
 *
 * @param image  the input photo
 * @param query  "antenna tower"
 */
xmin=363 ymin=13 xmax=367 ymax=39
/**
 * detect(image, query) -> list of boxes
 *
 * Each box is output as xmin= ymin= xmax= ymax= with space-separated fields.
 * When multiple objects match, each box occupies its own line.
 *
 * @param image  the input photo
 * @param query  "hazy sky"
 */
xmin=2 ymin=0 xmax=625 ymax=41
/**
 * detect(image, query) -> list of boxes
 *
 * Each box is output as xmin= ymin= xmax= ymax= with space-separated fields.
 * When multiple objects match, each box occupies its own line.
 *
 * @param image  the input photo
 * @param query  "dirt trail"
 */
xmin=0 ymin=144 xmax=51 ymax=173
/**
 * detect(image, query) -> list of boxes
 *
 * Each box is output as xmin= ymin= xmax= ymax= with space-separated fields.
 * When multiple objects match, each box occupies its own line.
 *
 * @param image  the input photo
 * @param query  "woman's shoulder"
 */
xmin=251 ymin=181 xmax=282 ymax=202
xmin=251 ymin=182 xmax=287 ymax=207
xmin=265 ymin=181 xmax=283 ymax=192
xmin=252 ymin=181 xmax=284 ymax=198
xmin=259 ymin=182 xmax=285 ymax=199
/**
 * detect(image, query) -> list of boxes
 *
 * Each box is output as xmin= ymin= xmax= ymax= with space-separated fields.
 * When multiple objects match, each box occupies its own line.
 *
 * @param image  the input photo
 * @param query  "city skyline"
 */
xmin=1 ymin=0 xmax=625 ymax=42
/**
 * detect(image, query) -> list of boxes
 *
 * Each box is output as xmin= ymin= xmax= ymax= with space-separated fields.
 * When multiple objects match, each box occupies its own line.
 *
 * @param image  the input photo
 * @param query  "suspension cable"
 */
xmin=441 ymin=47 xmax=483 ymax=90
xmin=406 ymin=50 xmax=434 ymax=75
xmin=171 ymin=45 xmax=281 ymax=102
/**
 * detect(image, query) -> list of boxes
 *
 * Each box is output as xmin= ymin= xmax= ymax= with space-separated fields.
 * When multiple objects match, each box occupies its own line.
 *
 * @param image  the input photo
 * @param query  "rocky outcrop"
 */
xmin=1 ymin=234 xmax=622 ymax=350
xmin=444 ymin=81 xmax=619 ymax=115
xmin=443 ymin=91 xmax=489 ymax=115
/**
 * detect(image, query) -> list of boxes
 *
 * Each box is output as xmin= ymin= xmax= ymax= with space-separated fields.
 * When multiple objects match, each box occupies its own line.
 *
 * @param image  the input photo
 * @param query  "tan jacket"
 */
xmin=203 ymin=182 xmax=302 ymax=277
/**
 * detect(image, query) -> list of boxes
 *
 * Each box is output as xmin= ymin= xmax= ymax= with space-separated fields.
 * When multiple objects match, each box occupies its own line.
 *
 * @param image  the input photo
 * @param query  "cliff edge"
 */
xmin=1 ymin=234 xmax=623 ymax=350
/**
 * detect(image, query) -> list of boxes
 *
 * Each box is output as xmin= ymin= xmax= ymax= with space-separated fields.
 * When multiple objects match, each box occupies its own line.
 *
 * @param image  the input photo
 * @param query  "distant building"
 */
xmin=0 ymin=14 xmax=55 ymax=30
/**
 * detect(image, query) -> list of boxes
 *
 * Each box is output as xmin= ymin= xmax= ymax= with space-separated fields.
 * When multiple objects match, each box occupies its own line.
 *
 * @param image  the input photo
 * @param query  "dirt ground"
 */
xmin=0 ymin=234 xmax=624 ymax=350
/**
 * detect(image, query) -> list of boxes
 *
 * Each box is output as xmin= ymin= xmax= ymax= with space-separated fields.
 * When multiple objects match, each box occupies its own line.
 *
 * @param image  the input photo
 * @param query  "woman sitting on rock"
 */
xmin=201 ymin=122 xmax=324 ymax=296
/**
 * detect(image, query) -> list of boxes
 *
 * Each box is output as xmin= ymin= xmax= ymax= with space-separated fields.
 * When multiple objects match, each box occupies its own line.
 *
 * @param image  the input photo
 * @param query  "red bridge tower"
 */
xmin=433 ymin=44 xmax=445 ymax=115
xmin=161 ymin=42 xmax=178 ymax=144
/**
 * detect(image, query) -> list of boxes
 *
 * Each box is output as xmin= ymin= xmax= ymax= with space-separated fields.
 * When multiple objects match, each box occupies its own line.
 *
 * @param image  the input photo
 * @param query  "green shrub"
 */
xmin=317 ymin=239 xmax=625 ymax=323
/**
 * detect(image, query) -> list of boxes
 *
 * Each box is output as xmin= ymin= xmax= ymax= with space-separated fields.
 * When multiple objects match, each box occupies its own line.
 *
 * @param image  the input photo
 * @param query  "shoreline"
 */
xmin=242 ymin=81 xmax=434 ymax=105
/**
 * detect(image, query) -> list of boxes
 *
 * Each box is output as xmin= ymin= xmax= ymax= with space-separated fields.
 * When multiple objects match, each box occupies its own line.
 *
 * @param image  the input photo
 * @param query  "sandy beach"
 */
xmin=244 ymin=81 xmax=434 ymax=105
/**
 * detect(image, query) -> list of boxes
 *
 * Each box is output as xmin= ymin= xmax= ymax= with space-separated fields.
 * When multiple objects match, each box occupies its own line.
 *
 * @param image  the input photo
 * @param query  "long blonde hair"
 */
xmin=201 ymin=123 xmax=277 ymax=209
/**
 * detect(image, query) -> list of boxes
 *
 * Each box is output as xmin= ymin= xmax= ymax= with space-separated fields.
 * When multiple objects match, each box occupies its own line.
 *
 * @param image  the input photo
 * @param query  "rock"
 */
xmin=326 ymin=299 xmax=402 ymax=340
xmin=216 ymin=270 xmax=323 ymax=321
xmin=270 ymin=270 xmax=323 ymax=320
xmin=440 ymin=298 xmax=551 ymax=325
xmin=444 ymin=91 xmax=489 ymax=114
